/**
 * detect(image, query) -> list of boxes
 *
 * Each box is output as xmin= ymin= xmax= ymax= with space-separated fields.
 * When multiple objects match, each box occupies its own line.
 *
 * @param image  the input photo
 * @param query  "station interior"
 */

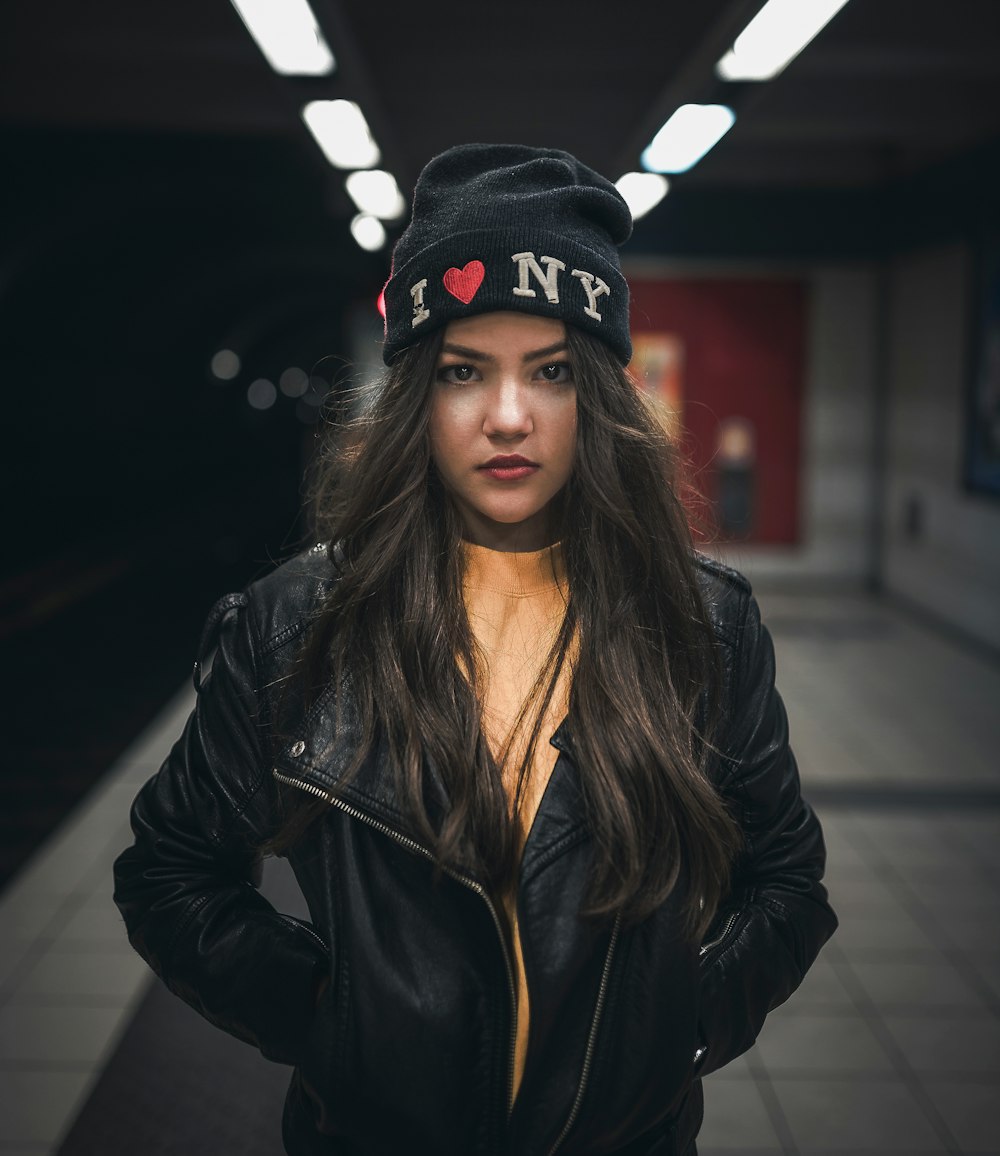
xmin=2 ymin=1 xmax=1000 ymax=1153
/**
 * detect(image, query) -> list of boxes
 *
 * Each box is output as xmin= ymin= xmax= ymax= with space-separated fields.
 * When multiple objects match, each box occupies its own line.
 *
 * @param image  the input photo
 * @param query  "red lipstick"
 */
xmin=478 ymin=454 xmax=539 ymax=481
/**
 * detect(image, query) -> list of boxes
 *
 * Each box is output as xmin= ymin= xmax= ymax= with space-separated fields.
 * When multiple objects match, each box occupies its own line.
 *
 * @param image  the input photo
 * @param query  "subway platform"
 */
xmin=1 ymin=586 xmax=998 ymax=1156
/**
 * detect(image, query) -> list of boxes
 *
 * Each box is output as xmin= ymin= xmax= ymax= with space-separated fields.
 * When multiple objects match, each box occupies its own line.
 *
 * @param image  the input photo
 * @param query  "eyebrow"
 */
xmin=439 ymin=340 xmax=569 ymax=364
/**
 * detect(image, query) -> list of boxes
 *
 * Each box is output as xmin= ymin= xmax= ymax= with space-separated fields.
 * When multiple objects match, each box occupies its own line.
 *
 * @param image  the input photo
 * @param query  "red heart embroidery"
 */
xmin=443 ymin=260 xmax=485 ymax=304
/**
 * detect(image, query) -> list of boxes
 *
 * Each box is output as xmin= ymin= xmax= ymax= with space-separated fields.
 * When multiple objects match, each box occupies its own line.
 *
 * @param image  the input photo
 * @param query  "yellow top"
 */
xmin=460 ymin=539 xmax=575 ymax=1104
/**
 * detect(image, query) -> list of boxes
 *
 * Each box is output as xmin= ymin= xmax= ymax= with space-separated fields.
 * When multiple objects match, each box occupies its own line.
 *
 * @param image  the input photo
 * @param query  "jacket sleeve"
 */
xmin=112 ymin=591 xmax=328 ymax=1065
xmin=695 ymin=588 xmax=837 ymax=1077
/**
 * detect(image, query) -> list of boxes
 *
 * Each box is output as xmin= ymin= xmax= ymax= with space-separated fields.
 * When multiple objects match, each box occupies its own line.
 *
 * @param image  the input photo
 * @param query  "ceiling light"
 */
xmin=247 ymin=378 xmax=277 ymax=411
xmin=615 ymin=172 xmax=669 ymax=220
xmin=350 ymin=213 xmax=387 ymax=252
xmin=716 ymin=0 xmax=851 ymax=81
xmin=641 ymin=105 xmax=736 ymax=174
xmin=229 ymin=0 xmax=335 ymax=76
xmin=210 ymin=349 xmax=240 ymax=380
xmin=345 ymin=171 xmax=407 ymax=221
xmin=302 ymin=101 xmax=380 ymax=169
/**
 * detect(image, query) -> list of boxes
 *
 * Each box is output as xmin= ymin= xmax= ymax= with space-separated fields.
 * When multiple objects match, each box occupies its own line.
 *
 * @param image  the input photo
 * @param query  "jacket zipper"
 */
xmin=272 ymin=769 xmax=519 ymax=1120
xmin=273 ymin=912 xmax=330 ymax=956
xmin=545 ymin=911 xmax=622 ymax=1156
xmin=698 ymin=910 xmax=739 ymax=958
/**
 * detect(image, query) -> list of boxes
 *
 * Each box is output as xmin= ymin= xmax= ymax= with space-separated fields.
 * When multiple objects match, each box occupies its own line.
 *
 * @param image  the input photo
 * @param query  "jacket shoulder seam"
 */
xmin=690 ymin=550 xmax=753 ymax=594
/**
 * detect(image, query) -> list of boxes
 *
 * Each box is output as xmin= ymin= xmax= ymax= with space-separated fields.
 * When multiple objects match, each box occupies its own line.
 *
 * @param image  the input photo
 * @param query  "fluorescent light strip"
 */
xmin=345 ymin=170 xmax=407 ymax=221
xmin=302 ymin=101 xmax=381 ymax=169
xmin=615 ymin=172 xmax=669 ymax=220
xmin=641 ymin=105 xmax=735 ymax=174
xmin=230 ymin=0 xmax=335 ymax=76
xmin=350 ymin=213 xmax=387 ymax=252
xmin=716 ymin=0 xmax=852 ymax=81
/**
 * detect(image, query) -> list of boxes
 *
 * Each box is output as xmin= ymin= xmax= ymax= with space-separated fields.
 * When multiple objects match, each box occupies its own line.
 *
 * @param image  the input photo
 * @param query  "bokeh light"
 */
xmin=210 ymin=349 xmax=240 ymax=380
xmin=247 ymin=378 xmax=277 ymax=410
xmin=279 ymin=366 xmax=309 ymax=397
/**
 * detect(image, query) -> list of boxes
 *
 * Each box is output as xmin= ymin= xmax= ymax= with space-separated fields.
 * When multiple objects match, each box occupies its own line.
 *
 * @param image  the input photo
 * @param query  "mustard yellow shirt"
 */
xmin=460 ymin=540 xmax=574 ymax=1103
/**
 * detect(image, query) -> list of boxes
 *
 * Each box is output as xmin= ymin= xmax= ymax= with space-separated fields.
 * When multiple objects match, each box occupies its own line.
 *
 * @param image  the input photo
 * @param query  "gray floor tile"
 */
xmin=813 ymin=839 xmax=874 ymax=874
xmin=919 ymin=1079 xmax=1000 ymax=1152
xmin=0 ymin=894 xmax=63 ymax=943
xmin=823 ymin=872 xmax=908 ymax=915
xmin=850 ymin=959 xmax=990 ymax=1011
xmin=0 ymin=1069 xmax=95 ymax=1144
xmin=966 ymin=953 xmax=1000 ymax=1003
xmin=0 ymin=940 xmax=36 ymax=992
xmin=911 ymin=877 xmax=1000 ymax=917
xmin=0 ymin=1004 xmax=131 ymax=1064
xmin=889 ymin=858 xmax=993 ymax=887
xmin=779 ymin=956 xmax=854 ymax=1010
xmin=833 ymin=909 xmax=941 ymax=954
xmin=697 ymin=1150 xmax=781 ymax=1156
xmin=770 ymin=1076 xmax=948 ymax=1152
xmin=929 ymin=912 xmax=1000 ymax=953
xmin=14 ymin=948 xmax=151 ymax=1004
xmin=704 ymin=1049 xmax=755 ymax=1079
xmin=48 ymin=901 xmax=130 ymax=948
xmin=850 ymin=814 xmax=959 ymax=857
xmin=882 ymin=1014 xmax=1000 ymax=1074
xmin=821 ymin=859 xmax=879 ymax=896
xmin=944 ymin=816 xmax=1000 ymax=864
xmin=755 ymin=1013 xmax=894 ymax=1075
xmin=699 ymin=1078 xmax=782 ymax=1149
xmin=808 ymin=811 xmax=860 ymax=848
xmin=7 ymin=830 xmax=112 ymax=901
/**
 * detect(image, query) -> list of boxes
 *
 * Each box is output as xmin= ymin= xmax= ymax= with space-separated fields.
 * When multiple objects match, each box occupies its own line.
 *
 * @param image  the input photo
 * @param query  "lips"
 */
xmin=479 ymin=455 xmax=538 ymax=469
xmin=477 ymin=454 xmax=540 ymax=482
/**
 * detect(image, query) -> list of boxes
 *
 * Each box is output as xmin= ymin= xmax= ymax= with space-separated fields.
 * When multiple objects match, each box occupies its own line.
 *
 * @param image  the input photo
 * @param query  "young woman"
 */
xmin=114 ymin=144 xmax=837 ymax=1156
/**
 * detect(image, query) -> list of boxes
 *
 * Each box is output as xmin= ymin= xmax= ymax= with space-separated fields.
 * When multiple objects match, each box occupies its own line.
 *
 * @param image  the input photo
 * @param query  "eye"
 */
xmin=437 ymin=363 xmax=479 ymax=384
xmin=536 ymin=361 xmax=573 ymax=384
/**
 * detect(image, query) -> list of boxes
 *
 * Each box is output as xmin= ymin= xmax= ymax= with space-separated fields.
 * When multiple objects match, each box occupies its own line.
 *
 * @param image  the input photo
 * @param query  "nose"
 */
xmin=483 ymin=378 xmax=532 ymax=438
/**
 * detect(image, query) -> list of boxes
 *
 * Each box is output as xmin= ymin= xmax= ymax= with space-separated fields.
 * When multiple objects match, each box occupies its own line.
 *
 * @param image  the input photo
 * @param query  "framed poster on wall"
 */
xmin=964 ymin=236 xmax=1000 ymax=497
xmin=630 ymin=332 xmax=684 ymax=440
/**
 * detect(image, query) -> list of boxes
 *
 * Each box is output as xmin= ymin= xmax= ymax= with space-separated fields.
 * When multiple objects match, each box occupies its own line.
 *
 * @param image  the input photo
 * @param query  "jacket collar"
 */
xmin=273 ymin=686 xmax=588 ymax=877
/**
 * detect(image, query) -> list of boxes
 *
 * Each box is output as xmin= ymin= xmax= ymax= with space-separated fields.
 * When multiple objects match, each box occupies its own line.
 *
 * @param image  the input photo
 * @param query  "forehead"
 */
xmin=441 ymin=311 xmax=566 ymax=351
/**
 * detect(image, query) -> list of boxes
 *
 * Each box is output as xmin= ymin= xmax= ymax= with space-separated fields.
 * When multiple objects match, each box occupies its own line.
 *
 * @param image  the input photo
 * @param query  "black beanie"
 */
xmin=381 ymin=143 xmax=633 ymax=365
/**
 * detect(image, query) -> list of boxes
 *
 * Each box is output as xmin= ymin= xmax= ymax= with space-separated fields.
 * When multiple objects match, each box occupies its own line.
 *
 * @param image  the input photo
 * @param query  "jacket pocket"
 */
xmin=275 ymin=913 xmax=330 ymax=958
xmin=292 ymin=928 xmax=348 ymax=1137
xmin=698 ymin=896 xmax=751 ymax=968
xmin=270 ymin=914 xmax=331 ymax=1067
xmin=694 ymin=898 xmax=752 ymax=1076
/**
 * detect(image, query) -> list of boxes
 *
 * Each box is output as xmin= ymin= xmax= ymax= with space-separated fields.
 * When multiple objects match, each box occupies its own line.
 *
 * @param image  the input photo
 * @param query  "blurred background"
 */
xmin=2 ymin=2 xmax=999 ymax=1153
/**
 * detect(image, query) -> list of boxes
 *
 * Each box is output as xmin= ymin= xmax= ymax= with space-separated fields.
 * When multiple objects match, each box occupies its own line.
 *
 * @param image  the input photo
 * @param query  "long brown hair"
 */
xmin=276 ymin=323 xmax=741 ymax=938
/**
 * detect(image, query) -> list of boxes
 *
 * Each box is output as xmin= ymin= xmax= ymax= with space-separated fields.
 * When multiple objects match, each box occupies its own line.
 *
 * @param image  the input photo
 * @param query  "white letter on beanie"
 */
xmin=571 ymin=269 xmax=610 ymax=321
xmin=410 ymin=279 xmax=430 ymax=328
xmin=512 ymin=253 xmax=566 ymax=303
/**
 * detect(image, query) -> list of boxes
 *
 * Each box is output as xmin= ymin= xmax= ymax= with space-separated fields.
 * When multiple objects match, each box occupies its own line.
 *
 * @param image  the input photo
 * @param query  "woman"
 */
xmin=114 ymin=144 xmax=836 ymax=1156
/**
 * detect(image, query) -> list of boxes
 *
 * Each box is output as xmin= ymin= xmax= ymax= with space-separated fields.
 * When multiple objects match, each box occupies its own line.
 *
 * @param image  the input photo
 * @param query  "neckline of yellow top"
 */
xmin=460 ymin=539 xmax=567 ymax=597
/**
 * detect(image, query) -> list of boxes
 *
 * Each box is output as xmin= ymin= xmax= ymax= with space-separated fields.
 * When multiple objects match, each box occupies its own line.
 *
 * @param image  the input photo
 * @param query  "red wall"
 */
xmin=629 ymin=276 xmax=807 ymax=545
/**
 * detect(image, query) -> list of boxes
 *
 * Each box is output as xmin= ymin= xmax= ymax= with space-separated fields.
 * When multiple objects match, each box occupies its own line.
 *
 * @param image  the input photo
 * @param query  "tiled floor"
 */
xmin=1 ymin=588 xmax=998 ymax=1155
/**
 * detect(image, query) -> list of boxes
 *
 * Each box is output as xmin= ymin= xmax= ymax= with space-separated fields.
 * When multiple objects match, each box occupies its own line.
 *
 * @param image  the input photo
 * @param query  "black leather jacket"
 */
xmin=113 ymin=546 xmax=836 ymax=1156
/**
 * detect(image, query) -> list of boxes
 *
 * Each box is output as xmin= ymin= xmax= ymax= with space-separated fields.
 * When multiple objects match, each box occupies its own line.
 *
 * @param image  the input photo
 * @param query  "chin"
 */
xmin=482 ymin=508 xmax=544 ymax=527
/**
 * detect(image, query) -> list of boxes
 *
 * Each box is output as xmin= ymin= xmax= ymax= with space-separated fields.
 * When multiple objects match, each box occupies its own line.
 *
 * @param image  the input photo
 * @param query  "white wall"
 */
xmin=881 ymin=244 xmax=1000 ymax=650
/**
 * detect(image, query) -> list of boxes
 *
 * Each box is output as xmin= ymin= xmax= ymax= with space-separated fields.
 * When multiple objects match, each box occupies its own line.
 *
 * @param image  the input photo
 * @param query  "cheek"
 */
xmin=555 ymin=402 xmax=578 ymax=473
xmin=428 ymin=396 xmax=471 ymax=477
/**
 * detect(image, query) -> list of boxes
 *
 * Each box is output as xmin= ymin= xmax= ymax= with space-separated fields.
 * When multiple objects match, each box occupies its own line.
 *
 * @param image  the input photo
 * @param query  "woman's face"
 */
xmin=429 ymin=311 xmax=577 ymax=551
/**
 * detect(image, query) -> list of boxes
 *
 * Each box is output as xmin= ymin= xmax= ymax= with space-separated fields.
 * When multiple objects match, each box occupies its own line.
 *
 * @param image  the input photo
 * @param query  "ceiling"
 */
xmin=4 ymin=0 xmax=1000 ymax=215
xmin=3 ymin=0 xmax=1000 ymax=587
